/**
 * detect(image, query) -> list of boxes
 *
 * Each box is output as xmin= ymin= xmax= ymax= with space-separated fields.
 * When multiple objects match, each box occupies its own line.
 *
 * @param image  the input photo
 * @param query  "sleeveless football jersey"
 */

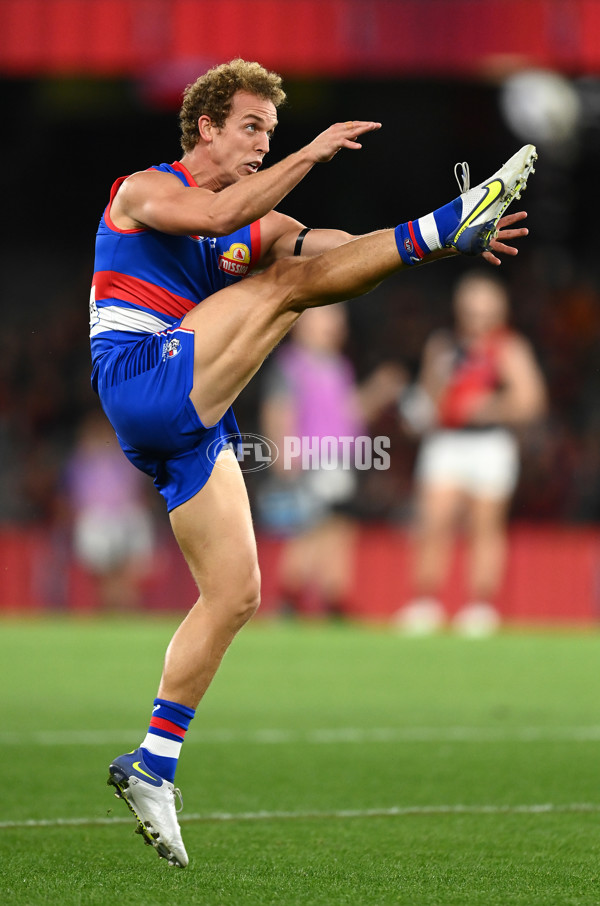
xmin=437 ymin=329 xmax=511 ymax=429
xmin=89 ymin=161 xmax=260 ymax=510
xmin=90 ymin=161 xmax=261 ymax=374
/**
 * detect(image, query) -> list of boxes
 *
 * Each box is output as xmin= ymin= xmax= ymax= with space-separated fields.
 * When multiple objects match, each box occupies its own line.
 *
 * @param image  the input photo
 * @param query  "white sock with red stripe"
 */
xmin=395 ymin=196 xmax=463 ymax=265
xmin=139 ymin=698 xmax=195 ymax=783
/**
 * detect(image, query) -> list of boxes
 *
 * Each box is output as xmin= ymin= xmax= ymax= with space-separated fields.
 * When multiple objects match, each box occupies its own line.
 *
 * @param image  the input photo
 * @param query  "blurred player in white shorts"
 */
xmin=397 ymin=270 xmax=547 ymax=635
xmin=417 ymin=426 xmax=519 ymax=500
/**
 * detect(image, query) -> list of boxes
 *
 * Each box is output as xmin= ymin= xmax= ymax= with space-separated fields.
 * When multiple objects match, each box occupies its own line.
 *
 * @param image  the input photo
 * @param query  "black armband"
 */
xmin=293 ymin=227 xmax=312 ymax=256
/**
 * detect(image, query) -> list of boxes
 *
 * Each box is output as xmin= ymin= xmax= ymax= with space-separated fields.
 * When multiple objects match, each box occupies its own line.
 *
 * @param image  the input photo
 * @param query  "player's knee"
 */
xmin=230 ymin=564 xmax=262 ymax=627
xmin=244 ymin=564 xmax=262 ymax=619
xmin=261 ymin=257 xmax=313 ymax=313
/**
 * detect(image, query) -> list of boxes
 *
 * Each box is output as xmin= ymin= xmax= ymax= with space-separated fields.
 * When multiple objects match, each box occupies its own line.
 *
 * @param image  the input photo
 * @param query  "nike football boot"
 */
xmin=445 ymin=144 xmax=537 ymax=255
xmin=107 ymin=748 xmax=188 ymax=867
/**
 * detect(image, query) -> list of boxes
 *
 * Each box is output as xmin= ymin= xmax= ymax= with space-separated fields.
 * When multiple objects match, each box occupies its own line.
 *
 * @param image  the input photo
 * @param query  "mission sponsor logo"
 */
xmin=218 ymin=242 xmax=251 ymax=276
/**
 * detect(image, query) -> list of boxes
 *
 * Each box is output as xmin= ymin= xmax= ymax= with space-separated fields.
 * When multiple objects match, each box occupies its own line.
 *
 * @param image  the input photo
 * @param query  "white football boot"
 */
xmin=444 ymin=144 xmax=538 ymax=255
xmin=108 ymin=749 xmax=188 ymax=867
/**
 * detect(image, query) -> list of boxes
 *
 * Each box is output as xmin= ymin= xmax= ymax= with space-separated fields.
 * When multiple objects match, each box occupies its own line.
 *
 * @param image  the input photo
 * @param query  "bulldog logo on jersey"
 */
xmin=162 ymin=337 xmax=181 ymax=360
xmin=218 ymin=242 xmax=251 ymax=276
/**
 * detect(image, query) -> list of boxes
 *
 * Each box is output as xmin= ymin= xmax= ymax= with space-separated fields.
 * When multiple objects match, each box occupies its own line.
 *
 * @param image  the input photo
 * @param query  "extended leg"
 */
xmin=182 ymin=230 xmax=404 ymax=425
xmin=183 ymin=145 xmax=536 ymax=426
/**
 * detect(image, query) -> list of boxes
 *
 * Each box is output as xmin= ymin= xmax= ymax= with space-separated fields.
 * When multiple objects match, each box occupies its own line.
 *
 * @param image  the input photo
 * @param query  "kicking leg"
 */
xmin=184 ymin=146 xmax=536 ymax=425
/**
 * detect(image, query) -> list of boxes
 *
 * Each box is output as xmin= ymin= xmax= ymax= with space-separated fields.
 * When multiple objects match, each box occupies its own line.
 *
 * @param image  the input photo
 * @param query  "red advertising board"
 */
xmin=1 ymin=0 xmax=599 ymax=78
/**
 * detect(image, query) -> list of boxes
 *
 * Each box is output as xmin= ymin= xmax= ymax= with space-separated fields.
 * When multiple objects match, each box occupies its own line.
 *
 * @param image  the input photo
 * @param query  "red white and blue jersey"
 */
xmin=90 ymin=161 xmax=261 ymax=365
xmin=437 ymin=329 xmax=510 ymax=429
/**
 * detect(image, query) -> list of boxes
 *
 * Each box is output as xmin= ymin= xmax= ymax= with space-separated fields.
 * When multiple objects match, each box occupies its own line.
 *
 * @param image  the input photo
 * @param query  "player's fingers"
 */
xmin=496 ymin=210 xmax=528 ymax=229
xmin=341 ymin=138 xmax=364 ymax=150
xmin=481 ymin=250 xmax=502 ymax=266
xmin=340 ymin=122 xmax=381 ymax=151
xmin=342 ymin=120 xmax=382 ymax=136
xmin=495 ymin=227 xmax=529 ymax=241
xmin=487 ymin=240 xmax=519 ymax=258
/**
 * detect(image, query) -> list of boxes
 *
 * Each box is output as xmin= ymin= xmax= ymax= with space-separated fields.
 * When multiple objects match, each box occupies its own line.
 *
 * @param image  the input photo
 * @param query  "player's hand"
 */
xmin=482 ymin=211 xmax=529 ymax=266
xmin=305 ymin=120 xmax=382 ymax=163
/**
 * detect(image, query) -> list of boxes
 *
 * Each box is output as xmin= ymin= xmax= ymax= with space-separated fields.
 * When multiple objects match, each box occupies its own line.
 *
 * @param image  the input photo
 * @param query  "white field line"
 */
xmin=3 ymin=726 xmax=600 ymax=746
xmin=2 ymin=803 xmax=600 ymax=831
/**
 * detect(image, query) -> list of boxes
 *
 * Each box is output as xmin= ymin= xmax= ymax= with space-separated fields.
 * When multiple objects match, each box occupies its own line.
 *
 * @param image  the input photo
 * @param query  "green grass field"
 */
xmin=2 ymin=616 xmax=600 ymax=905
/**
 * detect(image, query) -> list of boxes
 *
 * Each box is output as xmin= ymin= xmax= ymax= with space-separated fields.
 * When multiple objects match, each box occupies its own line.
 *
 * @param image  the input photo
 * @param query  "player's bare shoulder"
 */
xmin=111 ymin=169 xmax=186 ymax=230
xmin=498 ymin=330 xmax=538 ymax=368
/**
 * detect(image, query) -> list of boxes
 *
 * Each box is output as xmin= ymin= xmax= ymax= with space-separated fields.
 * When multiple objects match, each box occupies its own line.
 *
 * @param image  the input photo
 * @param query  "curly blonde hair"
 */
xmin=179 ymin=59 xmax=286 ymax=152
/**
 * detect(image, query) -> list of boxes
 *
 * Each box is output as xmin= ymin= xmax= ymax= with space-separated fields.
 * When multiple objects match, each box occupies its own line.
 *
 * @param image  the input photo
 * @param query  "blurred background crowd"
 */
xmin=2 ymin=0 xmax=600 ymax=620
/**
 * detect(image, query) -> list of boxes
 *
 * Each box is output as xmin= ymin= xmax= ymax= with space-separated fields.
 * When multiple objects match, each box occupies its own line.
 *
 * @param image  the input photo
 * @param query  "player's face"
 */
xmin=210 ymin=91 xmax=278 ymax=184
xmin=454 ymin=281 xmax=508 ymax=338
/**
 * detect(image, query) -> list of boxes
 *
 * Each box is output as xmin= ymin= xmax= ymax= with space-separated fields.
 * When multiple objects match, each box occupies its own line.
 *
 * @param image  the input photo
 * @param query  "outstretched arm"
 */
xmin=112 ymin=121 xmax=381 ymax=236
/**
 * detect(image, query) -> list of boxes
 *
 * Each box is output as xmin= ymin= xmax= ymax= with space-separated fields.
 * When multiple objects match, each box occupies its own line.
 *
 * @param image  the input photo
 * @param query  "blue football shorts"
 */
xmin=93 ymin=324 xmax=240 ymax=511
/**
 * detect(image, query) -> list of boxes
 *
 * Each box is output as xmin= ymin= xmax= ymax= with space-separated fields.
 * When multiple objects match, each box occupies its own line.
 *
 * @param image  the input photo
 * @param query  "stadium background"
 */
xmin=2 ymin=0 xmax=600 ymax=621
